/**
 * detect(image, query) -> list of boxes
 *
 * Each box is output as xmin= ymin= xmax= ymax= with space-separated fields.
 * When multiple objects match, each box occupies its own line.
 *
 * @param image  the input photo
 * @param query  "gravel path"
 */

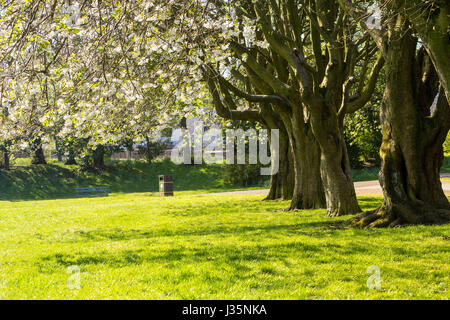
xmin=180 ymin=174 xmax=450 ymax=197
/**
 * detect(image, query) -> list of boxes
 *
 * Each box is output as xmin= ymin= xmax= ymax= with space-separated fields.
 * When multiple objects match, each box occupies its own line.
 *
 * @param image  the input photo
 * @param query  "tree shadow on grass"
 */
xmin=63 ymin=220 xmax=335 ymax=244
xmin=37 ymin=240 xmax=325 ymax=271
xmin=36 ymin=232 xmax=395 ymax=282
xmin=35 ymin=215 xmax=378 ymax=277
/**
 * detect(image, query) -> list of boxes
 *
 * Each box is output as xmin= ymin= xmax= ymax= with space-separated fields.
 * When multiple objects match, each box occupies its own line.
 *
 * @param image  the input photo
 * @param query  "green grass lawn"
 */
xmin=0 ymin=193 xmax=448 ymax=299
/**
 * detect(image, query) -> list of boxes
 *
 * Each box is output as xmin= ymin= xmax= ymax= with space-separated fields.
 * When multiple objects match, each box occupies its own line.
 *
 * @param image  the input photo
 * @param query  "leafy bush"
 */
xmin=137 ymin=140 xmax=168 ymax=164
xmin=444 ymin=132 xmax=450 ymax=155
xmin=222 ymin=163 xmax=263 ymax=187
xmin=220 ymin=120 xmax=267 ymax=186
xmin=344 ymin=104 xmax=382 ymax=168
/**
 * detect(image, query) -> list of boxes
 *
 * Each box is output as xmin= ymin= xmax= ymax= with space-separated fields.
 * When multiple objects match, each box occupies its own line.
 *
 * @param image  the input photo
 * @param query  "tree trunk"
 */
xmin=1 ymin=149 xmax=10 ymax=170
xmin=273 ymin=101 xmax=326 ymax=210
xmin=54 ymin=137 xmax=63 ymax=162
xmin=265 ymin=124 xmax=294 ymax=200
xmin=31 ymin=141 xmax=47 ymax=165
xmin=298 ymin=123 xmax=325 ymax=209
xmin=260 ymin=111 xmax=295 ymax=201
xmin=308 ymin=102 xmax=361 ymax=217
xmin=289 ymin=105 xmax=325 ymax=210
xmin=397 ymin=0 xmax=450 ymax=105
xmin=93 ymin=145 xmax=105 ymax=169
xmin=4 ymin=150 xmax=10 ymax=170
xmin=144 ymin=136 xmax=154 ymax=164
xmin=351 ymin=24 xmax=450 ymax=228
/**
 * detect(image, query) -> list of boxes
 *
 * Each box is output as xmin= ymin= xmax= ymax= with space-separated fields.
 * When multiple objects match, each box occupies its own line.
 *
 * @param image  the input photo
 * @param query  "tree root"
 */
xmin=343 ymin=201 xmax=450 ymax=229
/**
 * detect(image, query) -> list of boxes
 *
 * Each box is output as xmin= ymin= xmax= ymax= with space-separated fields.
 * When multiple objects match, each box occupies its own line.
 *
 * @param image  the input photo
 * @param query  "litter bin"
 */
xmin=159 ymin=175 xmax=174 ymax=196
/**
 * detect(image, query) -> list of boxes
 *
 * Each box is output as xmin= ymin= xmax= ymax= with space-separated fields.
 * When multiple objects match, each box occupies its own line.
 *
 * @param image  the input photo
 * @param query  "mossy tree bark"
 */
xmin=272 ymin=97 xmax=325 ymax=210
xmin=380 ymin=0 xmax=450 ymax=105
xmin=350 ymin=16 xmax=450 ymax=228
xmin=303 ymin=79 xmax=361 ymax=216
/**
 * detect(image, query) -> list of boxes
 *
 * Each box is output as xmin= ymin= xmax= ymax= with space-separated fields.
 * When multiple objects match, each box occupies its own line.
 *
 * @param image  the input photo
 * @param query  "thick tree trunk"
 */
xmin=399 ymin=0 xmax=450 ymax=105
xmin=266 ymin=173 xmax=282 ymax=200
xmin=31 ymin=142 xmax=47 ymax=165
xmin=299 ymin=126 xmax=325 ymax=209
xmin=353 ymin=121 xmax=450 ymax=228
xmin=273 ymin=101 xmax=326 ymax=210
xmin=93 ymin=145 xmax=105 ymax=169
xmin=265 ymin=124 xmax=294 ymax=201
xmin=289 ymin=106 xmax=325 ymax=210
xmin=351 ymin=25 xmax=450 ymax=228
xmin=421 ymin=26 xmax=450 ymax=105
xmin=308 ymin=103 xmax=361 ymax=216
xmin=319 ymin=135 xmax=360 ymax=217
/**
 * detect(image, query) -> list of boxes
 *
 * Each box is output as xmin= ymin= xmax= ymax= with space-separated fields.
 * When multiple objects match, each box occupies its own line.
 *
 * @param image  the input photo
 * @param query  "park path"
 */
xmin=182 ymin=174 xmax=450 ymax=197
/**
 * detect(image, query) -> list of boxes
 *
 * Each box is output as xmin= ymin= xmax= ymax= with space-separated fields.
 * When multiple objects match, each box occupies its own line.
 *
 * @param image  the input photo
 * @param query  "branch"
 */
xmin=230 ymin=42 xmax=291 ymax=95
xmin=346 ymin=53 xmax=385 ymax=113
xmin=202 ymin=66 xmax=261 ymax=122
xmin=338 ymin=76 xmax=356 ymax=122
xmin=337 ymin=0 xmax=387 ymax=54
xmin=217 ymin=75 xmax=286 ymax=105
xmin=253 ymin=1 xmax=316 ymax=77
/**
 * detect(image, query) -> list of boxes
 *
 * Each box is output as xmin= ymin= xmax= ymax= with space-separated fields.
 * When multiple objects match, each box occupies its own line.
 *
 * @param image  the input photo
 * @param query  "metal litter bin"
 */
xmin=159 ymin=175 xmax=174 ymax=196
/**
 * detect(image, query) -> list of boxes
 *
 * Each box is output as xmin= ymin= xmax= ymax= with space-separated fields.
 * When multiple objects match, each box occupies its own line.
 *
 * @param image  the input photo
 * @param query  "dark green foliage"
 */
xmin=221 ymin=120 xmax=266 ymax=186
xmin=80 ymin=145 xmax=106 ymax=171
xmin=80 ymin=144 xmax=123 ymax=171
xmin=344 ymin=104 xmax=382 ymax=168
xmin=137 ymin=137 xmax=168 ymax=164
xmin=222 ymin=163 xmax=264 ymax=187
xmin=0 ymin=141 xmax=11 ymax=170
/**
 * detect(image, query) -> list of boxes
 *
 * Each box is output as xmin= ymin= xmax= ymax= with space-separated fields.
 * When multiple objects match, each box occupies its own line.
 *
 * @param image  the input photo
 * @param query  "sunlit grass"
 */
xmin=0 ymin=194 xmax=448 ymax=300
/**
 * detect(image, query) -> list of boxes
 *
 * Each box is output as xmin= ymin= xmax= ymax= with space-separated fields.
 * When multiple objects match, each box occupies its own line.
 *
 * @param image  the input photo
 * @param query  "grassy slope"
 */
xmin=0 ymin=159 xmax=266 ymax=200
xmin=2 ymin=153 xmax=449 ymax=200
xmin=0 ymin=194 xmax=448 ymax=299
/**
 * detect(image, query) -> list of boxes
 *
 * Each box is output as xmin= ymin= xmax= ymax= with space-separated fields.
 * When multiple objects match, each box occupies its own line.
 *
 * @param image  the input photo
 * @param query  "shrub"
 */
xmin=222 ymin=163 xmax=263 ymax=187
